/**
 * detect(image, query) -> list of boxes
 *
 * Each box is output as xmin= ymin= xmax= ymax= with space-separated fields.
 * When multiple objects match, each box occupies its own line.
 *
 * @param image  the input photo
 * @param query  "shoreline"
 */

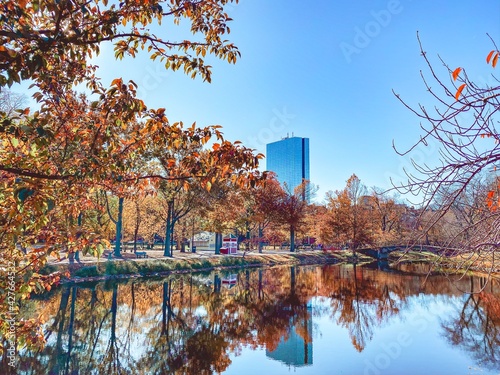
xmin=40 ymin=249 xmax=500 ymax=286
xmin=42 ymin=250 xmax=373 ymax=285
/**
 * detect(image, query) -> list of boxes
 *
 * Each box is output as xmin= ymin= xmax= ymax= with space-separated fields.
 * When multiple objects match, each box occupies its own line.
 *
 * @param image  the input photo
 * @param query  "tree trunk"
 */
xmin=246 ymin=221 xmax=251 ymax=251
xmin=163 ymin=222 xmax=172 ymax=257
xmin=114 ymin=197 xmax=124 ymax=257
xmin=133 ymin=201 xmax=140 ymax=253
xmin=190 ymin=218 xmax=195 ymax=253
xmin=171 ymin=218 xmax=178 ymax=253
xmin=290 ymin=226 xmax=295 ymax=252
xmin=215 ymin=232 xmax=222 ymax=255
xmin=163 ymin=200 xmax=173 ymax=257
xmin=75 ymin=213 xmax=82 ymax=261
xmin=258 ymin=224 xmax=263 ymax=253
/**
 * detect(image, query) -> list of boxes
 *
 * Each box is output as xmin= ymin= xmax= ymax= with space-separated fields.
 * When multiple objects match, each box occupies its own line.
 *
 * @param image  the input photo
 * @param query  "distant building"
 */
xmin=266 ymin=310 xmax=313 ymax=367
xmin=266 ymin=136 xmax=310 ymax=201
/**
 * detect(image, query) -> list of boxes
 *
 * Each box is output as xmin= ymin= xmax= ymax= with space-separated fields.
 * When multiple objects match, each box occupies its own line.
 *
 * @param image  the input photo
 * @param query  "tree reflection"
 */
xmin=442 ymin=277 xmax=500 ymax=370
xmin=5 ymin=266 xmax=500 ymax=374
xmin=326 ymin=265 xmax=404 ymax=352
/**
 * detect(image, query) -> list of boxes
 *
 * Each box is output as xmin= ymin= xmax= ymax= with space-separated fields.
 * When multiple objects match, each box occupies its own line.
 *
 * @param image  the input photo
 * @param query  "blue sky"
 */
xmin=16 ymin=0 xmax=500 ymax=202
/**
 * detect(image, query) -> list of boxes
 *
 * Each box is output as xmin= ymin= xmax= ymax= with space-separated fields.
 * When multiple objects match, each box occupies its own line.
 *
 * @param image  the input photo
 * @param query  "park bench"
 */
xmin=135 ymin=251 xmax=148 ymax=258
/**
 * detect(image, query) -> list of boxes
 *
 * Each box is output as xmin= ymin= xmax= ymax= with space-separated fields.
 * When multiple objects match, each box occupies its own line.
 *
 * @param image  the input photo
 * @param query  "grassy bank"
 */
xmin=41 ymin=251 xmax=368 ymax=284
xmin=40 ymin=249 xmax=498 ymax=285
xmin=388 ymin=250 xmax=500 ymax=279
xmin=388 ymin=250 xmax=441 ymax=264
xmin=438 ymin=252 xmax=500 ymax=278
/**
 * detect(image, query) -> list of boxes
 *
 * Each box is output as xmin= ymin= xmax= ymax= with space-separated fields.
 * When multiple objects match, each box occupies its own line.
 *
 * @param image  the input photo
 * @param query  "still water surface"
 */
xmin=10 ymin=264 xmax=500 ymax=375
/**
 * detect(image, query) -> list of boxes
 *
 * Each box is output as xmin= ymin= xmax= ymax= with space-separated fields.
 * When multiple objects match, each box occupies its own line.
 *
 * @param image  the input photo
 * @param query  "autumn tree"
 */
xmin=156 ymin=182 xmax=204 ymax=257
xmin=321 ymin=189 xmax=350 ymax=248
xmin=197 ymin=182 xmax=243 ymax=254
xmin=438 ymin=174 xmax=495 ymax=243
xmin=146 ymin=134 xmax=264 ymax=256
xmin=369 ymin=188 xmax=406 ymax=246
xmin=304 ymin=203 xmax=327 ymax=247
xmin=250 ymin=176 xmax=285 ymax=252
xmin=0 ymin=0 xmax=267 ymax=354
xmin=130 ymin=195 xmax=166 ymax=247
xmin=0 ymin=0 xmax=241 ymax=87
xmin=393 ymin=34 xmax=500 ymax=267
xmin=122 ymin=193 xmax=154 ymax=253
xmin=230 ymin=174 xmax=283 ymax=253
xmin=85 ymin=190 xmax=116 ymax=242
xmin=321 ymin=174 xmax=374 ymax=252
xmin=274 ymin=181 xmax=311 ymax=252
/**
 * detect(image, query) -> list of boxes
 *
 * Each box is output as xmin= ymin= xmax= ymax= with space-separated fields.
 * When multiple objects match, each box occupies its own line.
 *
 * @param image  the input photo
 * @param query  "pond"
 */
xmin=6 ymin=263 xmax=500 ymax=375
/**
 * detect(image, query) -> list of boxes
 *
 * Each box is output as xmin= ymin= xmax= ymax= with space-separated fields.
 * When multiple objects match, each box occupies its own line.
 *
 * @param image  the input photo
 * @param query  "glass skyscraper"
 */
xmin=266 ymin=136 xmax=310 ymax=199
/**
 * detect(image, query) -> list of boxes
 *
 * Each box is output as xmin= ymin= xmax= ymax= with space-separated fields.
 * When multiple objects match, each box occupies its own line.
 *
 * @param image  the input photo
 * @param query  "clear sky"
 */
xmin=15 ymin=0 xmax=500 ymax=203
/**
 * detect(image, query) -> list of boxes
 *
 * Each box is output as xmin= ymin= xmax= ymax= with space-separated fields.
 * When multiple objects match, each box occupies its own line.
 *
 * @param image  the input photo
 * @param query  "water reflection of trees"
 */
xmin=8 ymin=266 xmax=500 ymax=374
xmin=321 ymin=265 xmax=406 ymax=351
xmin=442 ymin=277 xmax=500 ymax=371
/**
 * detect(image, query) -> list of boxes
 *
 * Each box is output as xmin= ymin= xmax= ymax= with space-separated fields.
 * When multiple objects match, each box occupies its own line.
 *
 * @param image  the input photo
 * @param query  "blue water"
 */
xmin=9 ymin=264 xmax=500 ymax=375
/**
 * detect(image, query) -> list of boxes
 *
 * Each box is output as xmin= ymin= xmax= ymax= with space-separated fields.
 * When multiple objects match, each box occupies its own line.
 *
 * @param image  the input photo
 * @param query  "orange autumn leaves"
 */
xmin=452 ymin=49 xmax=500 ymax=211
xmin=487 ymin=187 xmax=500 ymax=211
xmin=453 ymin=49 xmax=499 ymax=100
xmin=0 ymin=0 xmax=257 ymax=353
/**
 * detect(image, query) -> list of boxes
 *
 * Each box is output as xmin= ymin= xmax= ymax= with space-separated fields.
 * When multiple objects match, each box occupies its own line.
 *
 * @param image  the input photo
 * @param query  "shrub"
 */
xmin=74 ymin=266 xmax=101 ymax=278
